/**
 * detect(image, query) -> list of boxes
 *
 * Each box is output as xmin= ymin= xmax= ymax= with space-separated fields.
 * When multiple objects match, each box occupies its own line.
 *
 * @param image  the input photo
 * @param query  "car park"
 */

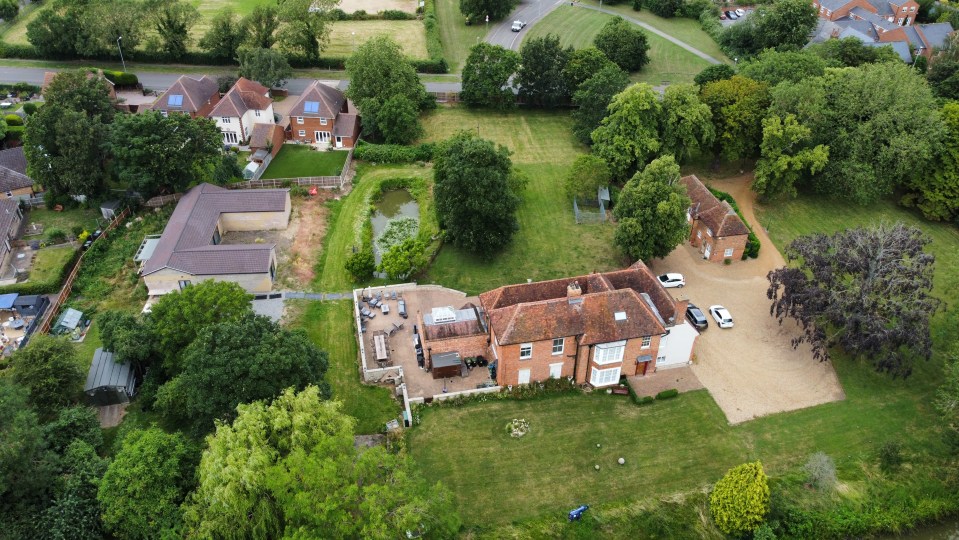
xmin=658 ymin=273 xmax=686 ymax=288
xmin=686 ymin=304 xmax=708 ymax=329
xmin=709 ymin=305 xmax=734 ymax=329
xmin=511 ymin=20 xmax=527 ymax=31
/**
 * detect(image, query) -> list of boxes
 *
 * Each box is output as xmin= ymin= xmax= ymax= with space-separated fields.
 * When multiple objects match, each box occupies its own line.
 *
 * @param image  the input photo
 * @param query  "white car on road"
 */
xmin=709 ymin=305 xmax=734 ymax=329
xmin=511 ymin=20 xmax=527 ymax=31
xmin=658 ymin=273 xmax=685 ymax=288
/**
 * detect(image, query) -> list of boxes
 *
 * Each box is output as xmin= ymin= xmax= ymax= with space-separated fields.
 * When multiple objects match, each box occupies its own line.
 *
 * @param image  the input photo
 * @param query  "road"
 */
xmin=0 ymin=66 xmax=464 ymax=94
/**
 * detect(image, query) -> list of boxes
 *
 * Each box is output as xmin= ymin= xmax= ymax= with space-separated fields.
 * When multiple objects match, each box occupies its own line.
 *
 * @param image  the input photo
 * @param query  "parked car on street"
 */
xmin=725 ymin=10 xmax=738 ymax=19
xmin=735 ymin=8 xmax=746 ymax=16
xmin=511 ymin=20 xmax=527 ymax=31
xmin=709 ymin=305 xmax=734 ymax=329
xmin=658 ymin=273 xmax=685 ymax=288
xmin=686 ymin=304 xmax=708 ymax=329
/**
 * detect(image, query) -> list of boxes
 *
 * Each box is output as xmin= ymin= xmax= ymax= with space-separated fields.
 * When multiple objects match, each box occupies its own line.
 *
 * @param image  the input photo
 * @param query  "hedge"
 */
xmin=4 ymin=114 xmax=22 ymax=126
xmin=354 ymin=141 xmax=435 ymax=163
xmin=422 ymin=0 xmax=448 ymax=72
xmin=5 ymin=125 xmax=24 ymax=142
xmin=655 ymin=388 xmax=679 ymax=400
xmin=102 ymin=70 xmax=138 ymax=86
xmin=329 ymin=8 xmax=416 ymax=20
xmin=0 ymin=247 xmax=80 ymax=296
xmin=708 ymin=187 xmax=761 ymax=259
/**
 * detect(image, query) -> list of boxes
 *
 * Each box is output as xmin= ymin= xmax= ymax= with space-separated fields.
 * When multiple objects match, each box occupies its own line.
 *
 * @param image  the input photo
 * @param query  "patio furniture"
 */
xmin=373 ymin=333 xmax=389 ymax=363
xmin=390 ymin=291 xmax=397 ymax=300
xmin=381 ymin=303 xmax=389 ymax=315
xmin=9 ymin=319 xmax=24 ymax=330
xmin=391 ymin=322 xmax=404 ymax=333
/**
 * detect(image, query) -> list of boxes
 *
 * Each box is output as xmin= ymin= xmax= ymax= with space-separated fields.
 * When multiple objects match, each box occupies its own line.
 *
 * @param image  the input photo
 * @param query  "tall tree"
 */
xmin=81 ymin=0 xmax=146 ymax=57
xmin=461 ymin=42 xmax=520 ymax=109
xmin=767 ymin=223 xmax=940 ymax=378
xmin=148 ymin=0 xmax=197 ymax=59
xmin=110 ymin=111 xmax=223 ymax=196
xmin=659 ymin=83 xmax=714 ymax=163
xmin=346 ymin=36 xmax=429 ymax=138
xmin=97 ymin=310 xmax=156 ymax=374
xmin=0 ymin=0 xmax=19 ymax=21
xmin=199 ymin=8 xmax=244 ymax=61
xmin=611 ymin=156 xmax=690 ymax=261
xmin=242 ymin=4 xmax=280 ymax=49
xmin=26 ymin=1 xmax=88 ymax=58
xmin=43 ymin=440 xmax=108 ymax=540
xmin=807 ymin=36 xmax=901 ymax=67
xmin=10 ymin=334 xmax=83 ymax=418
xmin=591 ymin=83 xmax=662 ymax=179
xmin=42 ymin=406 xmax=103 ymax=456
xmin=564 ymin=154 xmax=611 ymax=201
xmin=433 ymin=131 xmax=522 ymax=255
xmin=693 ymin=64 xmax=735 ymax=87
xmin=184 ymin=387 xmax=461 ymax=539
xmin=460 ymin=0 xmax=516 ymax=21
xmin=563 ymin=47 xmax=617 ymax=90
xmin=571 ymin=65 xmax=630 ymax=144
xmin=738 ymin=49 xmax=827 ymax=86
xmin=277 ymin=0 xmax=339 ymax=62
xmin=753 ymin=114 xmax=829 ymax=200
xmin=902 ymin=101 xmax=959 ymax=221
xmin=719 ymin=0 xmax=817 ymax=56
xmin=378 ymin=238 xmax=430 ymax=279
xmin=700 ymin=75 xmax=770 ymax=161
xmin=376 ymin=94 xmax=423 ymax=144
xmin=155 ymin=315 xmax=330 ymax=434
xmin=24 ymin=106 xmax=111 ymax=199
xmin=98 ymin=429 xmax=198 ymax=539
xmin=594 ymin=17 xmax=650 ymax=72
xmin=516 ymin=34 xmax=572 ymax=108
xmin=238 ymin=46 xmax=294 ymax=88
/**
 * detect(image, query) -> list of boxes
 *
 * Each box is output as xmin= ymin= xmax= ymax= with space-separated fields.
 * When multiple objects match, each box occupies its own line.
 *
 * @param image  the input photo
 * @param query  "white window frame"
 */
xmin=298 ymin=130 xmax=306 ymax=137
xmin=549 ymin=362 xmax=563 ymax=379
xmin=724 ymin=247 xmax=734 ymax=257
xmin=255 ymin=110 xmax=261 ymax=117
xmin=520 ymin=343 xmax=532 ymax=360
xmin=221 ymin=117 xmax=230 ymax=123
xmin=223 ymin=132 xmax=238 ymax=144
xmin=705 ymin=227 xmax=713 ymax=237
xmin=552 ymin=337 xmax=564 ymax=356
xmin=590 ymin=366 xmax=621 ymax=387
xmin=594 ymin=341 xmax=626 ymax=365
xmin=296 ymin=116 xmax=304 ymax=124
xmin=320 ymin=117 xmax=328 ymax=125
xmin=696 ymin=230 xmax=702 ymax=240
xmin=160 ymin=110 xmax=168 ymax=118
xmin=898 ymin=17 xmax=904 ymax=23
xmin=641 ymin=336 xmax=651 ymax=349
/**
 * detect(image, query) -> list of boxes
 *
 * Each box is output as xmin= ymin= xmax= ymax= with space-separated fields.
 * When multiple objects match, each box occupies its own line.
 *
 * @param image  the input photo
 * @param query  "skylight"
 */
xmin=614 ymin=311 xmax=627 ymax=321
xmin=168 ymin=94 xmax=184 ymax=107
xmin=304 ymin=101 xmax=320 ymax=113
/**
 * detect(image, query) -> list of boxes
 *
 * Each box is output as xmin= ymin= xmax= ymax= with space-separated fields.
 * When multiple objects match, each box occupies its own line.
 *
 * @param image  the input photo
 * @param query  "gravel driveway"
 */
xmin=649 ymin=175 xmax=845 ymax=424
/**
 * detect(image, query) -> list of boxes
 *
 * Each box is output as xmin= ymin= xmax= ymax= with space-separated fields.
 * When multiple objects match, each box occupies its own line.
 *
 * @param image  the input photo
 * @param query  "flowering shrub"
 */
xmin=506 ymin=418 xmax=530 ymax=438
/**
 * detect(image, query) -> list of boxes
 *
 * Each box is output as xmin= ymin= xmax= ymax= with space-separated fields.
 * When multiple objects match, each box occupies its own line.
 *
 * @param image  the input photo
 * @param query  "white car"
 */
xmin=511 ymin=20 xmax=527 ymax=32
xmin=658 ymin=273 xmax=685 ymax=288
xmin=709 ymin=305 xmax=734 ymax=329
xmin=734 ymin=8 xmax=746 ymax=16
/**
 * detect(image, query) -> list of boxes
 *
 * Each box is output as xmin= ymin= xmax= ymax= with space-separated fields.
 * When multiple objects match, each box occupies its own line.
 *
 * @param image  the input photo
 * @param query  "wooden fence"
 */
xmin=34 ymin=207 xmax=131 ymax=336
xmin=144 ymin=193 xmax=182 ymax=208
xmin=229 ymin=147 xmax=353 ymax=191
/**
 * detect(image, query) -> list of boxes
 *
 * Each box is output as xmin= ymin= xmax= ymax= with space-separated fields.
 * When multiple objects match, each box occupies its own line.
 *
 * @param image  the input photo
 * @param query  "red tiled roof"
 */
xmin=145 ymin=75 xmax=218 ymax=114
xmin=680 ymin=175 xmax=750 ymax=238
xmin=208 ymin=77 xmax=272 ymax=118
xmin=288 ymin=80 xmax=347 ymax=118
xmin=249 ymin=123 xmax=282 ymax=149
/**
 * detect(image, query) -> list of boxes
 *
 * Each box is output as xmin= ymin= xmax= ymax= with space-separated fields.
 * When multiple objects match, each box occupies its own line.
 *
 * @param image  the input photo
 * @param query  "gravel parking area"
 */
xmin=649 ymin=175 xmax=845 ymax=424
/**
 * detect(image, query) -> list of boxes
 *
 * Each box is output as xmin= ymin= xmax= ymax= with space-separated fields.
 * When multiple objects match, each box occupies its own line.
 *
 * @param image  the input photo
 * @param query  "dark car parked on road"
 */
xmin=686 ymin=303 xmax=708 ymax=330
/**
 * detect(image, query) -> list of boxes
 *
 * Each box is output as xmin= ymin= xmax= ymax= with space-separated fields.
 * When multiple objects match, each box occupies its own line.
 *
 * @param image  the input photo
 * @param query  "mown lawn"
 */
xmin=434 ymin=0 xmax=487 ymax=72
xmin=261 ymin=145 xmax=350 ymax=180
xmin=325 ymin=20 xmax=428 ymax=59
xmin=24 ymin=208 xmax=100 ymax=237
xmin=28 ymin=245 xmax=75 ymax=284
xmin=418 ymin=106 xmax=619 ymax=294
xmin=523 ymin=6 xmax=712 ymax=86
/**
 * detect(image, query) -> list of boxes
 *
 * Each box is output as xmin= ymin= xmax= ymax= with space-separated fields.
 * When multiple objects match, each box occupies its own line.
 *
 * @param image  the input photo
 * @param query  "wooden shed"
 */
xmin=430 ymin=351 xmax=463 ymax=380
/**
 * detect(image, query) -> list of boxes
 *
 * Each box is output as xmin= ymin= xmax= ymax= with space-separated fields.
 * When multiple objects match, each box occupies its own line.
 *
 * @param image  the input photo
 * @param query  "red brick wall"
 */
xmin=689 ymin=220 xmax=747 ymax=262
xmin=424 ymin=334 xmax=490 ymax=367
xmin=289 ymin=117 xmax=335 ymax=143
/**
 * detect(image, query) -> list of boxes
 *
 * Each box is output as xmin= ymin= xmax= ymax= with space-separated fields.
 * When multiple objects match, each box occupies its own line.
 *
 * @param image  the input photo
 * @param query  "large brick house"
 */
xmin=813 ymin=0 xmax=918 ymax=25
xmin=208 ymin=78 xmax=274 ymax=146
xmin=419 ymin=262 xmax=699 ymax=389
xmin=681 ymin=175 xmax=749 ymax=262
xmin=287 ymin=80 xmax=361 ymax=148
xmin=144 ymin=75 xmax=220 ymax=118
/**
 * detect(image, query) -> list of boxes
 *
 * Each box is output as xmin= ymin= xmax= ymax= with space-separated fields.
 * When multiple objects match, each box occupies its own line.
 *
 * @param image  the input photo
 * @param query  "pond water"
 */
xmin=883 ymin=519 xmax=959 ymax=540
xmin=370 ymin=189 xmax=419 ymax=265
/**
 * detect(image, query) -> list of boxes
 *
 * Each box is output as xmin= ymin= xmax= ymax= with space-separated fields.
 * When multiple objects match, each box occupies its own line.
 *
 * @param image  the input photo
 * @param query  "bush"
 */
xmin=102 ymin=70 xmax=138 ymax=86
xmin=879 ymin=441 xmax=903 ymax=472
xmin=345 ymin=249 xmax=376 ymax=282
xmin=655 ymin=388 xmax=679 ymax=400
xmin=753 ymin=523 xmax=777 ymax=540
xmin=710 ymin=461 xmax=770 ymax=535
xmin=46 ymin=228 xmax=67 ymax=244
xmin=381 ymin=9 xmax=415 ymax=19
xmin=70 ymin=225 xmax=85 ymax=237
xmin=636 ymin=395 xmax=654 ymax=405
xmin=354 ymin=141 xmax=435 ymax=163
xmin=22 ymin=102 xmax=38 ymax=115
xmin=4 ymin=125 xmax=24 ymax=142
xmin=4 ymin=114 xmax=22 ymax=126
xmin=803 ymin=452 xmax=837 ymax=491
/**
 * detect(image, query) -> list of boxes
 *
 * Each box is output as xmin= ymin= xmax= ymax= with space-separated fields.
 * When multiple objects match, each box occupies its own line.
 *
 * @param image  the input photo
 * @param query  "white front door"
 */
xmin=314 ymin=131 xmax=331 ymax=143
xmin=518 ymin=369 xmax=531 ymax=385
xmin=335 ymin=136 xmax=343 ymax=148
xmin=549 ymin=363 xmax=563 ymax=379
xmin=704 ymin=243 xmax=712 ymax=259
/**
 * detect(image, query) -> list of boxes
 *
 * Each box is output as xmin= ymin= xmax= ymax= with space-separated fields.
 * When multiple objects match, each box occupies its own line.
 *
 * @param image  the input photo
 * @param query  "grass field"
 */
xmin=434 ymin=0 xmax=487 ymax=72
xmin=524 ymin=6 xmax=712 ymax=85
xmin=28 ymin=246 xmax=75 ymax=284
xmin=24 ymin=208 xmax=101 ymax=236
xmin=418 ymin=106 xmax=620 ymax=294
xmin=411 ymin=193 xmax=959 ymax=527
xmin=261 ymin=145 xmax=350 ymax=179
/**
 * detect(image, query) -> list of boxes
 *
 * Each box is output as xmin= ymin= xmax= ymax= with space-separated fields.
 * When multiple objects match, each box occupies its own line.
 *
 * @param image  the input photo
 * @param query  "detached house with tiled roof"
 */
xmin=144 ymin=75 xmax=220 ymax=118
xmin=0 ymin=147 xmax=36 ymax=200
xmin=462 ymin=261 xmax=698 ymax=388
xmin=681 ymin=175 xmax=750 ymax=262
xmin=139 ymin=183 xmax=290 ymax=296
xmin=287 ymin=80 xmax=361 ymax=148
xmin=207 ymin=78 xmax=275 ymax=146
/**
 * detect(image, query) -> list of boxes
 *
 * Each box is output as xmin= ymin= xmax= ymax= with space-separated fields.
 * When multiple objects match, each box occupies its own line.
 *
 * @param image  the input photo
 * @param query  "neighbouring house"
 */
xmin=287 ymin=80 xmax=361 ymax=148
xmin=42 ymin=70 xmax=116 ymax=101
xmin=813 ymin=0 xmax=918 ymax=25
xmin=249 ymin=123 xmax=285 ymax=162
xmin=84 ymin=348 xmax=136 ymax=406
xmin=0 ymin=147 xmax=36 ymax=200
xmin=143 ymin=75 xmax=220 ymax=118
xmin=810 ymin=9 xmax=954 ymax=61
xmin=139 ymin=183 xmax=290 ymax=296
xmin=681 ymin=175 xmax=749 ymax=262
xmin=208 ymin=77 xmax=275 ymax=146
xmin=0 ymin=198 xmax=23 ymax=266
xmin=418 ymin=261 xmax=699 ymax=388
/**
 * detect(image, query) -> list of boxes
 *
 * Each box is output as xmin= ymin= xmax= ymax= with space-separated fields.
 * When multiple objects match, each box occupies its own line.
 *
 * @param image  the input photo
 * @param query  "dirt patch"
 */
xmin=340 ymin=0 xmax=417 ymax=14
xmin=628 ymin=366 xmax=704 ymax=398
xmin=650 ymin=174 xmax=845 ymax=424
xmin=97 ymin=403 xmax=128 ymax=428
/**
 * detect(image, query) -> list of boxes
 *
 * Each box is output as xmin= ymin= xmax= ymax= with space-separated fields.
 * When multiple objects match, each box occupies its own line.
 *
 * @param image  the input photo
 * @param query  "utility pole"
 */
xmin=486 ymin=14 xmax=489 ymax=34
xmin=116 ymin=36 xmax=126 ymax=72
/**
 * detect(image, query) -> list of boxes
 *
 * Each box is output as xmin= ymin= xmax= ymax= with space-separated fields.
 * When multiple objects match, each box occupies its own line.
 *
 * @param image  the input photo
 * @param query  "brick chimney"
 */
xmin=567 ymin=281 xmax=582 ymax=300
xmin=672 ymin=295 xmax=689 ymax=325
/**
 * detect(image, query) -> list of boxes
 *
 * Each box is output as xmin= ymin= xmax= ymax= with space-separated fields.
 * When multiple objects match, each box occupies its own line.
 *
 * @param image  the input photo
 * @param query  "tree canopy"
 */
xmin=753 ymin=114 xmax=829 ymax=200
xmin=594 ymin=17 xmax=650 ymax=72
xmin=238 ymin=47 xmax=293 ymax=88
xmin=693 ymin=64 xmax=735 ymax=87
xmin=10 ymin=334 xmax=83 ymax=418
xmin=460 ymin=0 xmax=516 ymax=21
xmin=719 ymin=0 xmax=817 ymax=57
xmin=659 ymin=83 xmax=715 ymax=163
xmin=0 ymin=379 xmax=56 ymax=527
xmin=376 ymin=94 xmax=423 ymax=145
xmin=591 ymin=83 xmax=662 ymax=179
xmin=902 ymin=101 xmax=959 ymax=221
xmin=709 ymin=462 xmax=770 ymax=535
xmin=462 ymin=43 xmax=520 ymax=109
xmin=198 ymin=8 xmax=244 ymax=61
xmin=571 ymin=65 xmax=630 ymax=145
xmin=564 ymin=154 xmax=612 ymax=201
xmin=767 ymin=223 xmax=940 ymax=378
xmin=277 ymin=0 xmax=338 ymax=62
xmin=433 ymin=131 xmax=522 ymax=255
xmin=738 ymin=49 xmax=828 ymax=86
xmin=700 ymin=75 xmax=770 ymax=161
xmin=184 ymin=387 xmax=461 ymax=539
xmin=516 ymin=34 xmax=572 ymax=108
xmin=242 ymin=4 xmax=280 ymax=49
xmin=148 ymin=0 xmax=197 ymax=59
xmin=807 ymin=36 xmax=902 ymax=67
xmin=612 ymin=156 xmax=690 ymax=261
xmin=563 ymin=47 xmax=617 ymax=91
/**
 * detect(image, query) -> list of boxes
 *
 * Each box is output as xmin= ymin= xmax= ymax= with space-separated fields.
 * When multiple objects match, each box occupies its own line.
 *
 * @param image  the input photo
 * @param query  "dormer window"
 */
xmin=168 ymin=94 xmax=183 ymax=107
xmin=304 ymin=101 xmax=320 ymax=114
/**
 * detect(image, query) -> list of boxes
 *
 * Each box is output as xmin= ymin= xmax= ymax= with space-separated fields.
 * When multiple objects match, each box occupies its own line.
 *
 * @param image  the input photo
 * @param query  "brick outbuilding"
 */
xmin=681 ymin=175 xmax=749 ymax=263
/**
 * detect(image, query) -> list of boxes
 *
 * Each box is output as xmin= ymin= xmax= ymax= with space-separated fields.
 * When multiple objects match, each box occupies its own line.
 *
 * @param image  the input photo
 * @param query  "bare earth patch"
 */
xmin=285 ymin=194 xmax=336 ymax=288
xmin=650 ymin=174 xmax=845 ymax=424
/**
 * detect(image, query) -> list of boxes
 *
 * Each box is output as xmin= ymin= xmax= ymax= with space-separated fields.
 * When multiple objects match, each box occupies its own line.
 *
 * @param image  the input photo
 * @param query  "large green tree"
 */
xmin=147 ymin=0 xmax=197 ymax=59
xmin=594 ymin=17 xmax=650 ymax=72
xmin=10 ymin=334 xmax=83 ymax=418
xmin=155 ymin=314 xmax=330 ymax=434
xmin=460 ymin=0 xmax=515 ymax=21
xmin=242 ymin=4 xmax=280 ymax=49
xmin=564 ymin=154 xmax=612 ymax=201
xmin=97 ymin=310 xmax=156 ymax=375
xmin=26 ymin=0 xmax=88 ymax=58
xmin=43 ymin=440 xmax=108 ymax=540
xmin=591 ymin=83 xmax=662 ymax=179
xmin=0 ymin=0 xmax=18 ymax=21
xmin=738 ymin=49 xmax=827 ymax=86
xmin=753 ymin=114 xmax=829 ymax=200
xmin=98 ymin=428 xmax=197 ymax=539
xmin=184 ymin=387 xmax=461 ymax=538
xmin=659 ymin=83 xmax=714 ymax=163
xmin=571 ymin=65 xmax=630 ymax=144
xmin=376 ymin=94 xmax=423 ymax=144
xmin=42 ymin=406 xmax=103 ymax=456
xmin=433 ymin=131 xmax=522 ymax=255
xmin=110 ymin=111 xmax=223 ymax=196
xmin=563 ymin=47 xmax=617 ymax=90
xmin=80 ymin=0 xmax=146 ymax=57
xmin=238 ymin=46 xmax=294 ymax=88
xmin=612 ymin=156 xmax=690 ymax=261
xmin=461 ymin=43 xmax=519 ymax=110
xmin=807 ymin=36 xmax=901 ymax=67
xmin=902 ymin=101 xmax=959 ymax=221
xmin=277 ymin=0 xmax=339 ymax=62
xmin=700 ymin=75 xmax=770 ymax=161
xmin=516 ymin=34 xmax=572 ymax=108
xmin=199 ymin=8 xmax=244 ymax=61
xmin=719 ymin=0 xmax=817 ymax=56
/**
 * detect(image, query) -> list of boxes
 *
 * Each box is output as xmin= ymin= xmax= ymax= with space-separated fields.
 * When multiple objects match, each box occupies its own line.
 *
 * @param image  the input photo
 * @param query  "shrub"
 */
xmin=71 ymin=225 xmax=85 ymax=237
xmin=345 ymin=249 xmax=376 ymax=282
xmin=4 ymin=114 xmax=22 ymax=126
xmin=102 ymin=70 xmax=138 ymax=86
xmin=753 ymin=523 xmax=777 ymax=540
xmin=879 ymin=441 xmax=903 ymax=472
xmin=46 ymin=228 xmax=67 ymax=244
xmin=710 ymin=461 xmax=770 ymax=535
xmin=803 ymin=452 xmax=837 ymax=491
xmin=4 ymin=125 xmax=24 ymax=142
xmin=637 ymin=395 xmax=655 ymax=405
xmin=381 ymin=9 xmax=415 ymax=19
xmin=22 ymin=102 xmax=38 ymax=115
xmin=655 ymin=388 xmax=679 ymax=400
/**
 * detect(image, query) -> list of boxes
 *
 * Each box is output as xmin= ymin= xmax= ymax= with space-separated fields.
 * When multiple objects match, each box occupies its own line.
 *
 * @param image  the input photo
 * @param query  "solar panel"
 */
xmin=168 ymin=94 xmax=184 ymax=107
xmin=304 ymin=101 xmax=319 ymax=113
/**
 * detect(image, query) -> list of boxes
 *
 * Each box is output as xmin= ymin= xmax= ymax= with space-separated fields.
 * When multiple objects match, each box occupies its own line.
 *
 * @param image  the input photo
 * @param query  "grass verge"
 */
xmin=261 ymin=145 xmax=350 ymax=179
xmin=434 ymin=0 xmax=486 ymax=71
